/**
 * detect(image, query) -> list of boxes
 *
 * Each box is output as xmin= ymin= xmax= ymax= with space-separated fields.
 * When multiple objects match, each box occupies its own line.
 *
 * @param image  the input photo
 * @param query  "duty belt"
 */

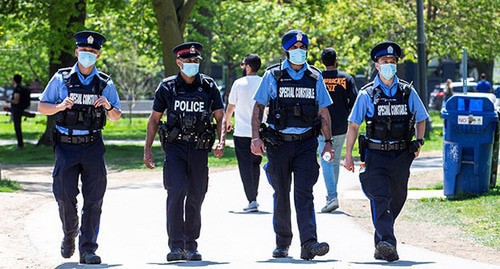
xmin=366 ymin=141 xmax=408 ymax=151
xmin=178 ymin=133 xmax=199 ymax=142
xmin=59 ymin=131 xmax=102 ymax=144
xmin=279 ymin=128 xmax=316 ymax=142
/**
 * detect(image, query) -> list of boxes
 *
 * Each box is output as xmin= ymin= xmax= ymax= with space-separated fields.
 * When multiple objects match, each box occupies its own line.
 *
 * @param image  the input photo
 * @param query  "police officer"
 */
xmin=250 ymin=30 xmax=334 ymax=260
xmin=38 ymin=30 xmax=122 ymax=264
xmin=143 ymin=42 xmax=226 ymax=262
xmin=343 ymin=41 xmax=429 ymax=262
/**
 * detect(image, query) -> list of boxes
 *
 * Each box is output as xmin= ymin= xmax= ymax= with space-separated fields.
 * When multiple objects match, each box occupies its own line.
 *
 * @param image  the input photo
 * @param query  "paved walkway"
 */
xmin=16 ymin=164 xmax=498 ymax=269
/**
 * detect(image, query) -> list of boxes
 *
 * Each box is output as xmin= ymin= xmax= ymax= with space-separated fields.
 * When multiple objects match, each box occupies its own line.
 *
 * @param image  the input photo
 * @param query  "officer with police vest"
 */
xmin=251 ymin=30 xmax=334 ymax=260
xmin=38 ymin=30 xmax=122 ymax=264
xmin=343 ymin=41 xmax=429 ymax=262
xmin=143 ymin=42 xmax=226 ymax=262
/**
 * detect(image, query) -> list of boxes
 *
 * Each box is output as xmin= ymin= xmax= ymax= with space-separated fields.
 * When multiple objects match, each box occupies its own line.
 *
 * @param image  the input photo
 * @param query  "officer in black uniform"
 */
xmin=38 ymin=30 xmax=122 ymax=264
xmin=343 ymin=41 xmax=429 ymax=262
xmin=251 ymin=30 xmax=334 ymax=260
xmin=143 ymin=42 xmax=226 ymax=262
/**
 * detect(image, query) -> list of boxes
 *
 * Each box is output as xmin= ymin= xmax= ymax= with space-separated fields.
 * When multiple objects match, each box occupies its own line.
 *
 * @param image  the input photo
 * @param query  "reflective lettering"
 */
xmin=69 ymin=93 xmax=98 ymax=105
xmin=174 ymin=100 xmax=205 ymax=112
xmin=377 ymin=104 xmax=408 ymax=116
xmin=391 ymin=104 xmax=408 ymax=116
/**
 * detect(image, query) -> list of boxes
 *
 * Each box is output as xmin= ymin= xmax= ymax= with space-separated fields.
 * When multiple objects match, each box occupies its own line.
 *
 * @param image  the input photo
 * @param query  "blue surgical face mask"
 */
xmin=181 ymin=63 xmax=200 ymax=77
xmin=379 ymin=63 xmax=397 ymax=80
xmin=288 ymin=48 xmax=307 ymax=65
xmin=78 ymin=51 xmax=97 ymax=68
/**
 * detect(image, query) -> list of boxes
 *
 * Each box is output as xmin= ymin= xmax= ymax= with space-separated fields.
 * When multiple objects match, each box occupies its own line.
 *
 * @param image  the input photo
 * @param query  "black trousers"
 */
xmin=264 ymin=136 xmax=320 ymax=248
xmin=11 ymin=108 xmax=23 ymax=148
xmin=359 ymin=148 xmax=415 ymax=247
xmin=52 ymin=138 xmax=107 ymax=254
xmin=163 ymin=141 xmax=209 ymax=251
xmin=234 ymin=136 xmax=262 ymax=203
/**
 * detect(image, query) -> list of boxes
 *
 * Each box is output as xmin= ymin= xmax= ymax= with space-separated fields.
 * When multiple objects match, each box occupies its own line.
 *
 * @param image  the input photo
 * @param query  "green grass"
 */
xmin=0 ymin=179 xmax=23 ymax=192
xmin=409 ymin=183 xmax=443 ymax=190
xmin=404 ymin=186 xmax=500 ymax=250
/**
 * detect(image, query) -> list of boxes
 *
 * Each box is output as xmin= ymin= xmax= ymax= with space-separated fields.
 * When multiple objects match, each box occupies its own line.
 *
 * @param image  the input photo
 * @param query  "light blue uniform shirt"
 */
xmin=253 ymin=60 xmax=333 ymax=134
xmin=40 ymin=64 xmax=121 ymax=135
xmin=348 ymin=75 xmax=429 ymax=126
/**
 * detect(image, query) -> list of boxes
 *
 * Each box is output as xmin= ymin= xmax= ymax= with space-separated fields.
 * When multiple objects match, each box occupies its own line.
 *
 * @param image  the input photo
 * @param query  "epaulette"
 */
xmin=361 ymin=81 xmax=375 ymax=97
xmin=57 ymin=67 xmax=72 ymax=77
xmin=306 ymin=65 xmax=321 ymax=80
xmin=398 ymin=79 xmax=413 ymax=101
xmin=162 ymin=75 xmax=177 ymax=83
xmin=97 ymin=71 xmax=110 ymax=82
xmin=200 ymin=73 xmax=216 ymax=89
xmin=266 ymin=63 xmax=281 ymax=71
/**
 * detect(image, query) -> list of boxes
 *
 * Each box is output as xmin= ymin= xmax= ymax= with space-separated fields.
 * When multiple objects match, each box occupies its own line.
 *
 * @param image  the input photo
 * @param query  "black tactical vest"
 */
xmin=164 ymin=75 xmax=214 ymax=136
xmin=55 ymin=68 xmax=108 ymax=131
xmin=364 ymin=80 xmax=415 ymax=142
xmin=267 ymin=65 xmax=320 ymax=130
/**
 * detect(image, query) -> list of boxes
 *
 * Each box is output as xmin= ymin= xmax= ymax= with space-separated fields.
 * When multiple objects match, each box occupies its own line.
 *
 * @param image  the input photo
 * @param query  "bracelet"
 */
xmin=251 ymin=138 xmax=260 ymax=141
xmin=106 ymin=104 xmax=114 ymax=111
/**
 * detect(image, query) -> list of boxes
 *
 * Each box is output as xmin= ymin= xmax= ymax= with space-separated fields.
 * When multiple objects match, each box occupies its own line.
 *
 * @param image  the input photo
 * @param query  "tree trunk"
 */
xmin=38 ymin=0 xmax=86 ymax=146
xmin=152 ymin=0 xmax=197 ymax=77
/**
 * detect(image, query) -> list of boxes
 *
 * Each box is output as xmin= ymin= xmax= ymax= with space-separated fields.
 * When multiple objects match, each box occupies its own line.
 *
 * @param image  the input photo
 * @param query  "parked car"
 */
xmin=428 ymin=78 xmax=477 ymax=111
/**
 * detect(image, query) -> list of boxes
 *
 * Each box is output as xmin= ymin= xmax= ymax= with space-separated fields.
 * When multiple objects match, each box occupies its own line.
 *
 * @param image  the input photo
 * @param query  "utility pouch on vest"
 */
xmin=63 ymin=110 xmax=79 ymax=126
xmin=259 ymin=123 xmax=282 ymax=148
xmin=273 ymin=108 xmax=287 ymax=130
xmin=358 ymin=135 xmax=367 ymax=162
xmin=51 ymin=127 xmax=59 ymax=147
xmin=300 ymin=104 xmax=319 ymax=122
xmin=195 ymin=125 xmax=215 ymax=150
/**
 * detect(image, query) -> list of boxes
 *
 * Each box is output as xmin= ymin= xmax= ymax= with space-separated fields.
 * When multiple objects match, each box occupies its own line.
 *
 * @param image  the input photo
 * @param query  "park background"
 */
xmin=0 ymin=0 xmax=498 ymax=261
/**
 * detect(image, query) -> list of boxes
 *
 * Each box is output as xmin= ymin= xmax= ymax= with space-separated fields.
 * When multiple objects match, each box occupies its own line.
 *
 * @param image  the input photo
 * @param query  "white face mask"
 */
xmin=288 ymin=48 xmax=307 ymax=65
xmin=181 ymin=63 xmax=200 ymax=77
xmin=78 ymin=51 xmax=97 ymax=68
xmin=379 ymin=63 xmax=397 ymax=80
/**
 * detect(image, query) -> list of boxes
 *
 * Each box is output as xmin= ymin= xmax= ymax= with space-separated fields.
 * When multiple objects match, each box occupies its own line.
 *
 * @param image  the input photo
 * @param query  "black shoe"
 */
xmin=186 ymin=250 xmax=202 ymax=261
xmin=374 ymin=241 xmax=399 ymax=262
xmin=167 ymin=248 xmax=186 ymax=261
xmin=300 ymin=241 xmax=329 ymax=260
xmin=272 ymin=247 xmax=289 ymax=258
xmin=60 ymin=238 xmax=75 ymax=258
xmin=79 ymin=251 xmax=102 ymax=264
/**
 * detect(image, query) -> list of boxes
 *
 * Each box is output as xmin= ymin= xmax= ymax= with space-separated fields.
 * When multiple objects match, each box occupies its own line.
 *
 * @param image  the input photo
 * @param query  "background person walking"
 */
xmin=226 ymin=54 xmax=263 ymax=212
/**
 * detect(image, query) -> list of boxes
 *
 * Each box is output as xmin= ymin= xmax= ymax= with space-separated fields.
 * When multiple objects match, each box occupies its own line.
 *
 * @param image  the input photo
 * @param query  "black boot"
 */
xmin=272 ymin=246 xmax=289 ymax=258
xmin=60 ymin=237 xmax=75 ymax=258
xmin=166 ymin=248 xmax=186 ymax=261
xmin=80 ymin=251 xmax=102 ymax=264
xmin=374 ymin=241 xmax=399 ymax=262
xmin=186 ymin=250 xmax=202 ymax=261
xmin=300 ymin=241 xmax=329 ymax=260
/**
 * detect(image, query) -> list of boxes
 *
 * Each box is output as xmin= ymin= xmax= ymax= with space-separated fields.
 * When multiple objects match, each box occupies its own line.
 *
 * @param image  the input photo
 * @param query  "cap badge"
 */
xmin=387 ymin=46 xmax=393 ymax=54
xmin=87 ymin=35 xmax=94 ymax=44
xmin=190 ymin=45 xmax=196 ymax=53
xmin=296 ymin=33 xmax=303 ymax=41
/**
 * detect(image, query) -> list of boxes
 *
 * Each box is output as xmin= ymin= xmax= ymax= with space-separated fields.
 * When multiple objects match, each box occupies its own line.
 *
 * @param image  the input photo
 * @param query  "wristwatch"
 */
xmin=106 ymin=104 xmax=114 ymax=111
xmin=416 ymin=138 xmax=425 ymax=146
xmin=324 ymin=137 xmax=333 ymax=143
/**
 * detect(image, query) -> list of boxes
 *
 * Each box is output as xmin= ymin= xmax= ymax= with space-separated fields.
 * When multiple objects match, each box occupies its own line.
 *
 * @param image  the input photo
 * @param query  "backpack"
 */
xmin=20 ymin=86 xmax=31 ymax=110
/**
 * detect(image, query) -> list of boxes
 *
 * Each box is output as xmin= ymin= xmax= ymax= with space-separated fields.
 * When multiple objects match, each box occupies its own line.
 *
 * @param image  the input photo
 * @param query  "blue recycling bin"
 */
xmin=441 ymin=93 xmax=498 ymax=197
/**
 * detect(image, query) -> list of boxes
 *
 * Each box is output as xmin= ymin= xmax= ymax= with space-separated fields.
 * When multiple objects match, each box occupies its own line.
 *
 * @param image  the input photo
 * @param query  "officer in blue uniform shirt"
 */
xmin=343 ymin=41 xmax=429 ymax=262
xmin=251 ymin=29 xmax=334 ymax=260
xmin=38 ymin=30 xmax=121 ymax=264
xmin=143 ymin=42 xmax=226 ymax=262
